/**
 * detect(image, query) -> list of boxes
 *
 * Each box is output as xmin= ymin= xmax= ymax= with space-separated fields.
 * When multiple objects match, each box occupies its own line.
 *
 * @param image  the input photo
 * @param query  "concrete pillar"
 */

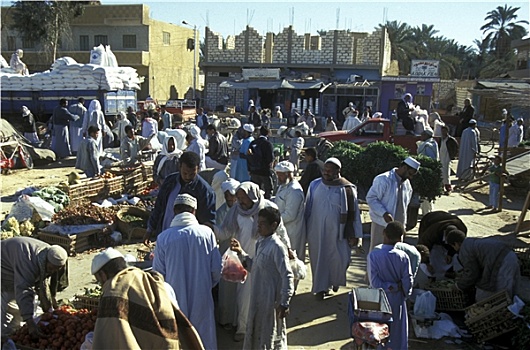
xmin=265 ymin=32 xmax=274 ymax=63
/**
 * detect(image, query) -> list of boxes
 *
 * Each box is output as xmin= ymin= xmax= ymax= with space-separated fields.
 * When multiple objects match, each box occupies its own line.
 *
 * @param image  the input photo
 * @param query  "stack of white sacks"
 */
xmin=0 ymin=45 xmax=142 ymax=91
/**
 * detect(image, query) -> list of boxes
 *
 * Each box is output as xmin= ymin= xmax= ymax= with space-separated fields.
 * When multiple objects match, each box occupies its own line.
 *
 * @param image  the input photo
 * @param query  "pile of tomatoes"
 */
xmin=12 ymin=306 xmax=97 ymax=350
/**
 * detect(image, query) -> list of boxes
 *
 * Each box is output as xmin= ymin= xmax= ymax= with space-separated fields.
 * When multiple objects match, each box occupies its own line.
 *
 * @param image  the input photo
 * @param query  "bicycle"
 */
xmin=0 ymin=131 xmax=34 ymax=174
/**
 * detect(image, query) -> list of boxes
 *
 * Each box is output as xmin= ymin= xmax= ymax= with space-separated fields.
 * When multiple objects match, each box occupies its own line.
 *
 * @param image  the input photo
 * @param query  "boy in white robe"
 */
xmin=230 ymin=207 xmax=294 ymax=350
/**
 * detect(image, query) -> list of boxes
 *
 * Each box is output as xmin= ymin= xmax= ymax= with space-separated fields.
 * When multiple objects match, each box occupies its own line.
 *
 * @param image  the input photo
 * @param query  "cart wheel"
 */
xmin=19 ymin=145 xmax=34 ymax=169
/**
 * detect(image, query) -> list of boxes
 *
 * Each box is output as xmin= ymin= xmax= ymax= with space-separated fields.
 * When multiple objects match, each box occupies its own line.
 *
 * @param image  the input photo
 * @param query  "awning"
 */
xmin=219 ymin=79 xmax=324 ymax=90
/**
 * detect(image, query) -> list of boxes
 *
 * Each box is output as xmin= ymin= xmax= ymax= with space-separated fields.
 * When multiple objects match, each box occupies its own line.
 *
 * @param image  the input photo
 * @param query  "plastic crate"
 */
xmin=348 ymin=288 xmax=393 ymax=334
xmin=73 ymin=295 xmax=99 ymax=311
xmin=464 ymin=290 xmax=519 ymax=343
xmin=424 ymin=284 xmax=469 ymax=311
xmin=513 ymin=246 xmax=530 ymax=277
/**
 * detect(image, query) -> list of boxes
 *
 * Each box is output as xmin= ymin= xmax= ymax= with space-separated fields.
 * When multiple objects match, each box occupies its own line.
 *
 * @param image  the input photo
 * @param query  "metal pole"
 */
xmin=193 ymin=25 xmax=197 ymax=101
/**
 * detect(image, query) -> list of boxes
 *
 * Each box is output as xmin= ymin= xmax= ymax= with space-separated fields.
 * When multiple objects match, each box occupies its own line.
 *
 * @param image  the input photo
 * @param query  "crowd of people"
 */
xmin=3 ymin=98 xmax=527 ymax=350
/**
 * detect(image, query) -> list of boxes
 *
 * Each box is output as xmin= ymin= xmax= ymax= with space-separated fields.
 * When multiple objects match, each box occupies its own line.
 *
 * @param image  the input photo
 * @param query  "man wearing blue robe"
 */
xmin=153 ymin=194 xmax=222 ymax=350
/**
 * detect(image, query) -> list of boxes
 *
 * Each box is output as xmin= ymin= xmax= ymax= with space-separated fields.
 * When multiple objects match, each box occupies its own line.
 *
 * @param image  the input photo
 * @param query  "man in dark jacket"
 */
xmin=205 ymin=124 xmax=229 ymax=170
xmin=247 ymin=126 xmax=274 ymax=199
xmin=143 ymin=151 xmax=216 ymax=245
xmin=249 ymin=105 xmax=261 ymax=129
xmin=126 ymin=106 xmax=138 ymax=130
xmin=299 ymin=147 xmax=324 ymax=194
xmin=456 ymin=98 xmax=475 ymax=137
xmin=447 ymin=230 xmax=520 ymax=302
xmin=396 ymin=93 xmax=415 ymax=135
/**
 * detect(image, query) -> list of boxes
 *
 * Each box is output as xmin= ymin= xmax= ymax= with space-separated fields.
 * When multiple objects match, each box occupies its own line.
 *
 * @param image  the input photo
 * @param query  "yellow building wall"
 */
xmin=147 ymin=19 xmax=197 ymax=103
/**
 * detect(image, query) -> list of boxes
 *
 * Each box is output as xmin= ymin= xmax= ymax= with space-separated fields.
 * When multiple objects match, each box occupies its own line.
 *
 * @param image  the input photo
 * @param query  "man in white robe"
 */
xmin=153 ymin=194 xmax=222 ymax=350
xmin=438 ymin=126 xmax=458 ymax=192
xmin=214 ymin=182 xmax=291 ymax=341
xmin=273 ymin=161 xmax=306 ymax=265
xmin=508 ymin=118 xmax=524 ymax=147
xmin=305 ymin=158 xmax=362 ymax=299
xmin=216 ymin=179 xmax=240 ymax=328
xmin=456 ymin=119 xmax=480 ymax=180
xmin=230 ymin=207 xmax=294 ymax=350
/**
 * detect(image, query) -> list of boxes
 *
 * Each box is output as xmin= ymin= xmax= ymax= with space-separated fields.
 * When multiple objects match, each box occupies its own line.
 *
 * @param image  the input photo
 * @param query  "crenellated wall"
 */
xmin=205 ymin=25 xmax=386 ymax=67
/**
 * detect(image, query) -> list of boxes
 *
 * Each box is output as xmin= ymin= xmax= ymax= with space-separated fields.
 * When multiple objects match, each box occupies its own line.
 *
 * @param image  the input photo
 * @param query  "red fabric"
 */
xmin=352 ymin=322 xmax=390 ymax=347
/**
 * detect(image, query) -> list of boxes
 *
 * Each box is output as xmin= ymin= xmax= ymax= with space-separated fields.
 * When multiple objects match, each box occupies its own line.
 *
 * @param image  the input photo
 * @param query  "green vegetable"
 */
xmin=121 ymin=214 xmax=147 ymax=228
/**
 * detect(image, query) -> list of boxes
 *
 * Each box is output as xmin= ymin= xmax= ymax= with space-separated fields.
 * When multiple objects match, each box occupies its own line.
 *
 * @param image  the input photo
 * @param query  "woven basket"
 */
xmin=116 ymin=207 xmax=150 ymax=241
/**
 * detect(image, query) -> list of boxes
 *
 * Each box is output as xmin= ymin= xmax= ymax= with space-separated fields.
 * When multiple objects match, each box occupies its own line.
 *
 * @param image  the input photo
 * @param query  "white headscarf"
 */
xmin=221 ymin=178 xmax=240 ymax=195
xmin=22 ymin=106 xmax=30 ymax=117
xmin=402 ymin=93 xmax=414 ymax=108
xmin=156 ymin=136 xmax=182 ymax=175
xmin=88 ymin=99 xmax=102 ymax=115
xmin=189 ymin=125 xmax=202 ymax=139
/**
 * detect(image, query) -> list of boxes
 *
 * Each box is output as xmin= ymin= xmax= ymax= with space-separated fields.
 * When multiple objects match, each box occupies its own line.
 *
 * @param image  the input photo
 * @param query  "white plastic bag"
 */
xmin=289 ymin=252 xmax=307 ymax=280
xmin=414 ymin=291 xmax=437 ymax=318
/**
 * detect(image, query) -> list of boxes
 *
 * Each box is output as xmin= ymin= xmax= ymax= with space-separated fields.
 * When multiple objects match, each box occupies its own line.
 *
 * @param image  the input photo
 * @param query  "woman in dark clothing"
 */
xmin=21 ymin=106 xmax=39 ymax=144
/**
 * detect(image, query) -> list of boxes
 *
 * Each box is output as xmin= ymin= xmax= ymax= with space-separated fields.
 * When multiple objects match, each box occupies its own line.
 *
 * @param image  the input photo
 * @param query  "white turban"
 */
xmin=274 ymin=161 xmax=294 ymax=173
xmin=21 ymin=106 xmax=30 ymax=117
xmin=243 ymin=124 xmax=255 ymax=133
xmin=221 ymin=178 xmax=241 ymax=195
xmin=325 ymin=157 xmax=342 ymax=169
xmin=189 ymin=125 xmax=201 ymax=139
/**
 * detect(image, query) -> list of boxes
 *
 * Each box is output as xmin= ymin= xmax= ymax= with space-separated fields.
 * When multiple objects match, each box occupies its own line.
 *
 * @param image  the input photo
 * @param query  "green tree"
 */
xmin=10 ymin=1 xmax=91 ymax=62
xmin=480 ymin=4 xmax=528 ymax=58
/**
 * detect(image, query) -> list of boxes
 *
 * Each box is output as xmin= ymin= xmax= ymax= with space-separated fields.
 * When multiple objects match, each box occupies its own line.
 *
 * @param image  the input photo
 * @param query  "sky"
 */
xmin=104 ymin=0 xmax=530 ymax=48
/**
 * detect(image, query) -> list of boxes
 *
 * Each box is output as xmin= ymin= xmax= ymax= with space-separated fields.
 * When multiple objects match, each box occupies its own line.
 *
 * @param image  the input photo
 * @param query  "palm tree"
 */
xmin=480 ymin=4 xmax=529 ymax=58
xmin=377 ymin=20 xmax=414 ymax=75
xmin=410 ymin=24 xmax=439 ymax=59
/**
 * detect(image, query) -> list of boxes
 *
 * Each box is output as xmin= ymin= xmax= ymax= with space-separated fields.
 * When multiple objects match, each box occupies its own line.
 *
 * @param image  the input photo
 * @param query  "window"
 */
xmin=219 ymin=72 xmax=229 ymax=77
xmin=7 ymin=36 xmax=16 ymax=51
xmin=163 ymin=31 xmax=170 ymax=45
xmin=22 ymin=38 xmax=34 ymax=49
xmin=94 ymin=35 xmax=108 ymax=46
xmin=123 ymin=35 xmax=136 ymax=49
xmin=80 ymin=35 xmax=89 ymax=51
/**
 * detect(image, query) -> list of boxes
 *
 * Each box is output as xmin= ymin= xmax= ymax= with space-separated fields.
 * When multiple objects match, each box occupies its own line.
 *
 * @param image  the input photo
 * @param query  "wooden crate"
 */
xmin=141 ymin=163 xmax=154 ymax=181
xmin=464 ymin=291 xmax=519 ymax=343
xmin=425 ymin=285 xmax=469 ymax=312
xmin=37 ymin=230 xmax=99 ymax=256
xmin=513 ymin=246 xmax=530 ymax=277
xmin=73 ymin=295 xmax=99 ymax=311
xmin=66 ymin=178 xmax=106 ymax=202
xmin=123 ymin=168 xmax=144 ymax=193
xmin=105 ymin=175 xmax=123 ymax=195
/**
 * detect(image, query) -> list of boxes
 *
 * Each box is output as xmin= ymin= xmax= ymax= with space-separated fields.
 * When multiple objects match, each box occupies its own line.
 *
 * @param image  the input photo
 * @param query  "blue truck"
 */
xmin=1 ymin=89 xmax=137 ymax=122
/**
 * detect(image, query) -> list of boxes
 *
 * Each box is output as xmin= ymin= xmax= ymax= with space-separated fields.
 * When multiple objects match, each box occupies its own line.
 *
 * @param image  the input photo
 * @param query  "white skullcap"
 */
xmin=349 ymin=102 xmax=354 ymax=107
xmin=243 ymin=124 xmax=255 ymax=133
xmin=404 ymin=156 xmax=420 ymax=171
xmin=221 ymin=179 xmax=240 ymax=195
xmin=469 ymin=119 xmax=477 ymax=124
xmin=517 ymin=117 xmax=524 ymax=122
xmin=502 ymin=109 xmax=508 ymax=115
xmin=47 ymin=246 xmax=68 ymax=266
xmin=325 ymin=157 xmax=342 ymax=169
xmin=372 ymin=112 xmax=383 ymax=118
xmin=91 ymin=247 xmax=124 ymax=275
xmin=173 ymin=193 xmax=197 ymax=209
xmin=275 ymin=106 xmax=281 ymax=110
xmin=274 ymin=161 xmax=294 ymax=173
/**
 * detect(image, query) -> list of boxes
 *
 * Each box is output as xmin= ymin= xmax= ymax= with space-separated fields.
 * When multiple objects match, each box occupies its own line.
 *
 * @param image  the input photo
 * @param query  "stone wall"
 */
xmin=356 ymin=30 xmax=380 ymax=66
xmin=206 ymin=26 xmax=264 ymax=63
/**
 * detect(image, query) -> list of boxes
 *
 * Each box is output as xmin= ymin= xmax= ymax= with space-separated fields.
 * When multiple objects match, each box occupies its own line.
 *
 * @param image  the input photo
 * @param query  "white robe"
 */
xmin=508 ymin=124 xmax=523 ymax=147
xmin=152 ymin=214 xmax=222 ymax=350
xmin=456 ymin=127 xmax=480 ymax=179
xmin=342 ymin=116 xmax=361 ymax=131
xmin=440 ymin=137 xmax=452 ymax=185
xmin=82 ymin=109 xmax=106 ymax=154
xmin=215 ymin=200 xmax=290 ymax=336
xmin=241 ymin=234 xmax=294 ymax=350
xmin=305 ymin=179 xmax=362 ymax=294
xmin=187 ymin=139 xmax=207 ymax=171
xmin=274 ymin=180 xmax=306 ymax=261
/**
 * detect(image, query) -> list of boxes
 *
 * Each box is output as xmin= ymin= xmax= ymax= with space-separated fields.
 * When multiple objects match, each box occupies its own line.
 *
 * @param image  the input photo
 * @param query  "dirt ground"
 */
xmin=1 ymin=159 xmax=529 ymax=349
